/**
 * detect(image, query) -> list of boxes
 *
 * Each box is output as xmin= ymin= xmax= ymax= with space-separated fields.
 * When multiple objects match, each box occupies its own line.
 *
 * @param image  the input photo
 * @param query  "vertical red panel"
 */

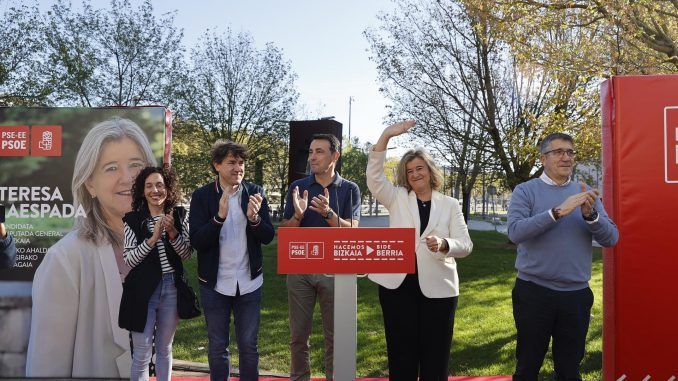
xmin=600 ymin=78 xmax=616 ymax=381
xmin=602 ymin=75 xmax=678 ymax=379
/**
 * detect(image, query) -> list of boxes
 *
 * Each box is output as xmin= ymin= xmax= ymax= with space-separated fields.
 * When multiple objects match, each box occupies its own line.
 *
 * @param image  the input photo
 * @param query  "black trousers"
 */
xmin=379 ymin=273 xmax=458 ymax=381
xmin=512 ymin=278 xmax=594 ymax=381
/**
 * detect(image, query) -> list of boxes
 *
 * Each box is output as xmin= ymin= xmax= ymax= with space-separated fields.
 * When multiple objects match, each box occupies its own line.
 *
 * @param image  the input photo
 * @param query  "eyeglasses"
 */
xmin=543 ymin=149 xmax=577 ymax=158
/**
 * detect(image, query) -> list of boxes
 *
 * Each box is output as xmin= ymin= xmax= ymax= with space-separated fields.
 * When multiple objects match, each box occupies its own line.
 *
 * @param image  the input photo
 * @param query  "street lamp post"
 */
xmin=348 ymin=96 xmax=353 ymax=143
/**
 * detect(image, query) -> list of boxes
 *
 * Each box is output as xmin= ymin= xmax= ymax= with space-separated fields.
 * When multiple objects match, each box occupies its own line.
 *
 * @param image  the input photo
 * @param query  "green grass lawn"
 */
xmin=173 ymin=230 xmax=603 ymax=379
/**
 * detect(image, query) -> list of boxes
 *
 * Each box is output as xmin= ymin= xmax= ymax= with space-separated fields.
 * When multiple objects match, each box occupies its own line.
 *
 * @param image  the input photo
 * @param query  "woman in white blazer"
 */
xmin=367 ymin=120 xmax=473 ymax=380
xmin=26 ymin=118 xmax=157 ymax=378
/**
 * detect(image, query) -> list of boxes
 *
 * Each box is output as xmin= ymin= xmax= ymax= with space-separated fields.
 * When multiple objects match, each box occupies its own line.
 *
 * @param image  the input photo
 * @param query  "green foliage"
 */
xmin=0 ymin=1 xmax=48 ymax=105
xmin=340 ymin=138 xmax=369 ymax=202
xmin=171 ymin=117 xmax=215 ymax=195
xmin=40 ymin=0 xmax=184 ymax=107
xmin=169 ymin=29 xmax=298 ymax=163
xmin=2 ymin=0 xmax=299 ymax=206
xmin=468 ymin=0 xmax=678 ymax=74
xmin=262 ymin=123 xmax=290 ymax=211
xmin=366 ymin=0 xmax=604 ymax=191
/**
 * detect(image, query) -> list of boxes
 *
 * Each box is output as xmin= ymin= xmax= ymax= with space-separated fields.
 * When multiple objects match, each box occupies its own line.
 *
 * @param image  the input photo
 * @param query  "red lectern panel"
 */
xmin=602 ymin=75 xmax=678 ymax=380
xmin=277 ymin=227 xmax=415 ymax=274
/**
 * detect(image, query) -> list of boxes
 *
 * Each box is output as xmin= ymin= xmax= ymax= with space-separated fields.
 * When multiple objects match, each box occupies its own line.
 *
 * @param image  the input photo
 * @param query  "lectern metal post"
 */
xmin=333 ymin=274 xmax=357 ymax=380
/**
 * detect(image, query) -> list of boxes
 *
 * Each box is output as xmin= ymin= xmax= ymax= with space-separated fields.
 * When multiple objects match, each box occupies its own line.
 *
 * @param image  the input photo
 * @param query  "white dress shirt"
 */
xmin=215 ymin=186 xmax=263 ymax=296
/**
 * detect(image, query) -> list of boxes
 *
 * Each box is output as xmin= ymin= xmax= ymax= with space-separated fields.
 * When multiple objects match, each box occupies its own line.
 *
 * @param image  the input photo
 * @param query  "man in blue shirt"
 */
xmin=280 ymin=134 xmax=361 ymax=381
xmin=508 ymin=133 xmax=618 ymax=380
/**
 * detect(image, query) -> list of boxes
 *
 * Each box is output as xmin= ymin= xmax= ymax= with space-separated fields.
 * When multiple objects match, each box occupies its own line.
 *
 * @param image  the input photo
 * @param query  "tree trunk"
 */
xmin=461 ymin=190 xmax=472 ymax=222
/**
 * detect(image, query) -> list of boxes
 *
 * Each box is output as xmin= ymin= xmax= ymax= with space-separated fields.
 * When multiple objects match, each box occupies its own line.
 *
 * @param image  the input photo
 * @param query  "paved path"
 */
xmin=359 ymin=215 xmax=508 ymax=234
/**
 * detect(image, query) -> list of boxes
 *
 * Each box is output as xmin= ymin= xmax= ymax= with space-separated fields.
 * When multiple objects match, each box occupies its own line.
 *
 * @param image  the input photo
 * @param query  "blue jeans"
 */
xmin=130 ymin=273 xmax=179 ymax=381
xmin=200 ymin=284 xmax=262 ymax=381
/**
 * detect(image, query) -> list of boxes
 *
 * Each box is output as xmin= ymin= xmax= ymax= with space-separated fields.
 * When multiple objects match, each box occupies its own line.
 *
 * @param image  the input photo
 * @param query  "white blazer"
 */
xmin=26 ymin=230 xmax=131 ymax=378
xmin=366 ymin=149 xmax=473 ymax=298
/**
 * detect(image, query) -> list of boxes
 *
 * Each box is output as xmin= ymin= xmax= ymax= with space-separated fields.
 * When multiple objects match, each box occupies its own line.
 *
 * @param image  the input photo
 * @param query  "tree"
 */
xmin=0 ymin=1 xmax=48 ymax=106
xmin=469 ymin=0 xmax=678 ymax=74
xmin=340 ymin=137 xmax=369 ymax=203
xmin=367 ymin=0 xmax=600 ymax=205
xmin=170 ymin=117 xmax=214 ymax=195
xmin=262 ymin=121 xmax=291 ymax=213
xmin=170 ymin=29 xmax=298 ymax=166
xmin=41 ymin=0 xmax=184 ymax=106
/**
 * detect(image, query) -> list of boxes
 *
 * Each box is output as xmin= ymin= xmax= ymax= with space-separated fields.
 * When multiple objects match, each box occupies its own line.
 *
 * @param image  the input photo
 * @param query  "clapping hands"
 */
xmin=555 ymin=182 xmax=599 ymax=218
xmin=291 ymin=186 xmax=308 ymax=220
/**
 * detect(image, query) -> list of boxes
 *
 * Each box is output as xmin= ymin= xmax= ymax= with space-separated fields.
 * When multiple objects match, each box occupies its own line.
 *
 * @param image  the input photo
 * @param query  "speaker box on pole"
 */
xmin=288 ymin=119 xmax=343 ymax=184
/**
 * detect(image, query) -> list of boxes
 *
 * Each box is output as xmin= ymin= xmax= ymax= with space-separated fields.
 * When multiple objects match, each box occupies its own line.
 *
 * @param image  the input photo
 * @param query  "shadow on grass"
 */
xmin=451 ymin=333 xmax=517 ymax=374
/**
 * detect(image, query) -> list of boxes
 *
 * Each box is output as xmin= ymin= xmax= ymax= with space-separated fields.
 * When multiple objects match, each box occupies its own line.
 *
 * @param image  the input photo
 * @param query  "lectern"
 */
xmin=278 ymin=227 xmax=415 ymax=381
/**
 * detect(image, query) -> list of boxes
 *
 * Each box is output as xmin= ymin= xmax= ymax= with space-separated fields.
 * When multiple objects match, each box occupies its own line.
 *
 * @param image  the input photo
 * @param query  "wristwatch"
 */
xmin=323 ymin=209 xmax=334 ymax=220
xmin=583 ymin=208 xmax=598 ymax=222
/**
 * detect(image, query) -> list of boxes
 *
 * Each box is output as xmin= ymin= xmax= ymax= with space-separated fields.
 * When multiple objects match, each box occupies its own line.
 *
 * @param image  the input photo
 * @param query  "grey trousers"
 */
xmin=286 ymin=273 xmax=334 ymax=381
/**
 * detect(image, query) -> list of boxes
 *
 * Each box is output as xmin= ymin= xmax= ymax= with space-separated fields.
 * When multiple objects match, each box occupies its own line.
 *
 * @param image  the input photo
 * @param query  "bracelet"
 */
xmin=293 ymin=214 xmax=302 ymax=221
xmin=551 ymin=207 xmax=561 ymax=221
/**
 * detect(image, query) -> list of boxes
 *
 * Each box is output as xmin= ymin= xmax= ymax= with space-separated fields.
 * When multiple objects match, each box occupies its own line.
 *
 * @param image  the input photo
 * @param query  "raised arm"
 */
xmin=373 ymin=119 xmax=416 ymax=152
xmin=367 ymin=120 xmax=416 ymax=208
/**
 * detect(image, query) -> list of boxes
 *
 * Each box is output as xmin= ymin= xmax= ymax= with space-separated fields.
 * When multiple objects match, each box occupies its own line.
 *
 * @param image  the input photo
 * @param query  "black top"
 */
xmin=408 ymin=198 xmax=432 ymax=278
xmin=417 ymin=198 xmax=431 ymax=235
xmin=119 ymin=207 xmax=186 ymax=332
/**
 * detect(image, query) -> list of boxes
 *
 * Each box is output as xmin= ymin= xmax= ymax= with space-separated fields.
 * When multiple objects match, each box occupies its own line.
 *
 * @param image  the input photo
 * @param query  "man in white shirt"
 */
xmin=189 ymin=140 xmax=275 ymax=381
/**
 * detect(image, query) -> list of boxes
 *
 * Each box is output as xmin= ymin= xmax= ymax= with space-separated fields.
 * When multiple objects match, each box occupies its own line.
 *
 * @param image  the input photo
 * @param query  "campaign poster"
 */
xmin=0 ymin=107 xmax=168 ymax=281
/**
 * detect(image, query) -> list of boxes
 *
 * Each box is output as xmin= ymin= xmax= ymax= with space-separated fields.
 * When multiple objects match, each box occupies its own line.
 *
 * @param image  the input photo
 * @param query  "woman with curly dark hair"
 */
xmin=118 ymin=166 xmax=192 ymax=381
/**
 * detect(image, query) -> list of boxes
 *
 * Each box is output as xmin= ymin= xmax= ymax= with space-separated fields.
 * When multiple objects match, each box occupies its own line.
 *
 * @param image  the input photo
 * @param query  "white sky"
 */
xmin=101 ymin=0 xmax=398 ymax=147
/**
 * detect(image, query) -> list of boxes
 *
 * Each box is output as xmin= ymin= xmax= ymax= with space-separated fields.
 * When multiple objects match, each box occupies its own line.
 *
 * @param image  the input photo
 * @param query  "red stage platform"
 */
xmin=169 ymin=377 xmax=511 ymax=381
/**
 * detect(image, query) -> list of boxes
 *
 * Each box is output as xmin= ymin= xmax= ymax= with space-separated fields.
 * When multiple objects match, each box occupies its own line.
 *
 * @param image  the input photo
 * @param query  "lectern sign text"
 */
xmin=277 ymin=227 xmax=415 ymax=274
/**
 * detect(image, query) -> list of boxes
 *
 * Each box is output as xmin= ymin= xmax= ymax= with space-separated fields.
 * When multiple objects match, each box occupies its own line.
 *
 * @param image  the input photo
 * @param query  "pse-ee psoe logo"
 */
xmin=664 ymin=106 xmax=678 ymax=183
xmin=0 ymin=125 xmax=62 ymax=157
xmin=289 ymin=242 xmax=325 ymax=260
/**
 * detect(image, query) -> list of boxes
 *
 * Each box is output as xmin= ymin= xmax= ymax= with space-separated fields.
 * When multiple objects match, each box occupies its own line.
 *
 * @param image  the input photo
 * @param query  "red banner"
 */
xmin=602 ymin=75 xmax=678 ymax=380
xmin=277 ymin=227 xmax=416 ymax=274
